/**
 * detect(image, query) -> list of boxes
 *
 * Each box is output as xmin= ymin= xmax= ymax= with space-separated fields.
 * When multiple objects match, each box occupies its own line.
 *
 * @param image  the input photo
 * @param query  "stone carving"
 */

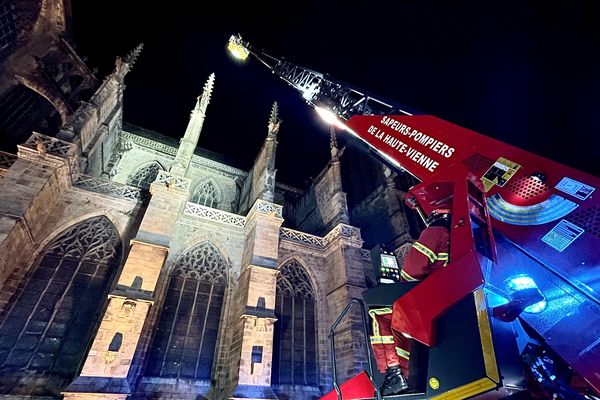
xmin=198 ymin=72 xmax=215 ymax=117
xmin=323 ymin=223 xmax=362 ymax=245
xmin=104 ymin=351 xmax=118 ymax=364
xmin=117 ymin=300 xmax=137 ymax=318
xmin=267 ymin=101 xmax=281 ymax=138
xmin=255 ymin=199 xmax=283 ymax=218
xmin=190 ymin=179 xmax=221 ymax=208
xmin=36 ymin=139 xmax=46 ymax=154
xmin=277 ymin=260 xmax=315 ymax=300
xmin=0 ymin=151 xmax=17 ymax=170
xmin=184 ymin=202 xmax=245 ymax=227
xmin=124 ymin=43 xmax=144 ymax=65
xmin=155 ymin=170 xmax=190 ymax=190
xmin=23 ymin=132 xmax=76 ymax=157
xmin=361 ymin=249 xmax=371 ymax=261
xmin=74 ymin=174 xmax=145 ymax=200
xmin=281 ymin=224 xmax=364 ymax=250
xmin=173 ymin=242 xmax=228 ymax=285
xmin=121 ymin=132 xmax=178 ymax=155
xmin=46 ymin=216 xmax=120 ymax=262
xmin=127 ymin=162 xmax=162 ymax=189
xmin=262 ymin=169 xmax=276 ymax=201
xmin=280 ymin=228 xmax=326 ymax=248
xmin=255 ymin=318 xmax=266 ymax=332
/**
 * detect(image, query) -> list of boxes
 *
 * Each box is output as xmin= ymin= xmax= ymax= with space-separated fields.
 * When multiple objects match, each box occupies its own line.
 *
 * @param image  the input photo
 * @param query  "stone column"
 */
xmin=227 ymin=200 xmax=283 ymax=400
xmin=323 ymin=223 xmax=368 ymax=383
xmin=326 ymin=157 xmax=350 ymax=227
xmin=63 ymin=171 xmax=190 ymax=399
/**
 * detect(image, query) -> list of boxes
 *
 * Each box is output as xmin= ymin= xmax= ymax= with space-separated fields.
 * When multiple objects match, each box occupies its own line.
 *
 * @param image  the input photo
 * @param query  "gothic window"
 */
xmin=0 ymin=1 xmax=17 ymax=53
xmin=128 ymin=162 xmax=162 ymax=189
xmin=273 ymin=260 xmax=318 ymax=385
xmin=190 ymin=180 xmax=220 ymax=209
xmin=146 ymin=242 xmax=228 ymax=380
xmin=0 ymin=216 xmax=120 ymax=381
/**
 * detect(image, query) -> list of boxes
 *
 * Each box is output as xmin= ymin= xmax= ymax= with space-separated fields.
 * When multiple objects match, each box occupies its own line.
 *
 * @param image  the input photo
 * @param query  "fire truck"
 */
xmin=227 ymin=35 xmax=600 ymax=400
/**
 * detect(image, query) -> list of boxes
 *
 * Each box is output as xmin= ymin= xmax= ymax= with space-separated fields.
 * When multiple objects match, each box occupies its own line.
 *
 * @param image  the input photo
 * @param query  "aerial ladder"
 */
xmin=227 ymin=34 xmax=600 ymax=400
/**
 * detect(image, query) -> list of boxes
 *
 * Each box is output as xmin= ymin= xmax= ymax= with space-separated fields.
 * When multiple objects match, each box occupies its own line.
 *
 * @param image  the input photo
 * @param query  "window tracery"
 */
xmin=277 ymin=260 xmax=315 ymax=300
xmin=190 ymin=179 xmax=220 ymax=209
xmin=273 ymin=260 xmax=318 ymax=385
xmin=145 ymin=242 xmax=228 ymax=379
xmin=0 ymin=216 xmax=120 ymax=383
xmin=128 ymin=162 xmax=162 ymax=189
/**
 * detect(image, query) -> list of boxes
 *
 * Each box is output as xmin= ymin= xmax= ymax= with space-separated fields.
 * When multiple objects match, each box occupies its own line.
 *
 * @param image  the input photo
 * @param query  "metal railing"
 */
xmin=329 ymin=298 xmax=379 ymax=400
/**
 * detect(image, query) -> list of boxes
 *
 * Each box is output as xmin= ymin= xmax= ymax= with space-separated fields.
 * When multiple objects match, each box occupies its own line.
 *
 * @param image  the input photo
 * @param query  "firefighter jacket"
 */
xmin=399 ymin=226 xmax=450 ymax=282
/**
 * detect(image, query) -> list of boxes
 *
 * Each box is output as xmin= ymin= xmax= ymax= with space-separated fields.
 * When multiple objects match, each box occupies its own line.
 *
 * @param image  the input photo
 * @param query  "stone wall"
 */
xmin=348 ymin=184 xmax=397 ymax=250
xmin=286 ymin=161 xmax=348 ymax=237
xmin=237 ymin=143 xmax=270 ymax=215
xmin=236 ymin=169 xmax=253 ymax=215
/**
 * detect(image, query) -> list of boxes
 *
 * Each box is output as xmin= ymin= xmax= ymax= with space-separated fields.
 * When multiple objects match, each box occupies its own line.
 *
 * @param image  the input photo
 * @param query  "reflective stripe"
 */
xmin=369 ymin=308 xmax=393 ymax=338
xmin=437 ymin=252 xmax=449 ymax=266
xmin=368 ymin=308 xmax=393 ymax=316
xmin=372 ymin=317 xmax=379 ymax=337
xmin=371 ymin=335 xmax=395 ymax=344
xmin=412 ymin=242 xmax=437 ymax=263
xmin=395 ymin=346 xmax=410 ymax=360
xmin=413 ymin=241 xmax=450 ymax=266
xmin=400 ymin=269 xmax=420 ymax=282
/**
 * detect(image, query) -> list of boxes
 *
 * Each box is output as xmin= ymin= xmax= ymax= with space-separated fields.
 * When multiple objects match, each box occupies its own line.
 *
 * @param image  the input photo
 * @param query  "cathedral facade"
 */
xmin=0 ymin=2 xmax=418 ymax=399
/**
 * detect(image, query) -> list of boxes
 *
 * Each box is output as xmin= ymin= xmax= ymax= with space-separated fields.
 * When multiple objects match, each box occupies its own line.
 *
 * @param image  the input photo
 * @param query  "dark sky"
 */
xmin=71 ymin=1 xmax=600 ymax=187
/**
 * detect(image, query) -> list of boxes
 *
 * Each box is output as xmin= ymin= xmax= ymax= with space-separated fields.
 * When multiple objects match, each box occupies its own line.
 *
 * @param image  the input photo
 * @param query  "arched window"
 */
xmin=0 ymin=216 xmax=120 ymax=387
xmin=190 ymin=180 xmax=220 ymax=209
xmin=273 ymin=260 xmax=318 ymax=385
xmin=128 ymin=162 xmax=162 ymax=189
xmin=146 ymin=242 xmax=228 ymax=380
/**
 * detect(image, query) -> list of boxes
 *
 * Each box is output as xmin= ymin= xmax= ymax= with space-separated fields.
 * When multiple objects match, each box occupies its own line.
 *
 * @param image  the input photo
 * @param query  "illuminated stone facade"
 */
xmin=0 ymin=3 xmax=416 ymax=399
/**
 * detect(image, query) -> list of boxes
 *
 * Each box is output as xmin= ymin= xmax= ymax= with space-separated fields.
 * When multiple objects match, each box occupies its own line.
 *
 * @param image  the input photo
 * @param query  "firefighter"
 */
xmin=369 ymin=208 xmax=451 ymax=396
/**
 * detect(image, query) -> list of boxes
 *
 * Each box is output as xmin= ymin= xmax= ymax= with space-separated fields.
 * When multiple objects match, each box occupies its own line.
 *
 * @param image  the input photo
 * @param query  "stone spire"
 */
xmin=330 ymin=125 xmax=339 ymax=159
xmin=329 ymin=126 xmax=345 ymax=160
xmin=267 ymin=101 xmax=281 ymax=140
xmin=242 ymin=102 xmax=281 ymax=207
xmin=170 ymin=73 xmax=215 ymax=177
xmin=263 ymin=101 xmax=280 ymax=172
xmin=114 ymin=43 xmax=144 ymax=82
xmin=125 ymin=43 xmax=144 ymax=65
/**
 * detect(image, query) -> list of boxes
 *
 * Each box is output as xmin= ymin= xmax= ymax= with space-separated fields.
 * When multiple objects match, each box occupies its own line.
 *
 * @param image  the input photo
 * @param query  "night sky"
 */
xmin=71 ymin=1 xmax=600 ymax=187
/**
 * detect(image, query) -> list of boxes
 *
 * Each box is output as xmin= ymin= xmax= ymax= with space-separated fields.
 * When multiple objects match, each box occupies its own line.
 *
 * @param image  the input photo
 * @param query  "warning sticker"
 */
xmin=555 ymin=177 xmax=595 ymax=201
xmin=482 ymin=157 xmax=521 ymax=192
xmin=541 ymin=219 xmax=585 ymax=252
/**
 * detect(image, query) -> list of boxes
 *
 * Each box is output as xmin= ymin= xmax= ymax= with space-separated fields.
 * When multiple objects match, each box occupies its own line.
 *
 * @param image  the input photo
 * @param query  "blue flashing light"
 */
xmin=524 ymin=299 xmax=547 ymax=314
xmin=505 ymin=274 xmax=547 ymax=314
xmin=506 ymin=275 xmax=537 ymax=291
